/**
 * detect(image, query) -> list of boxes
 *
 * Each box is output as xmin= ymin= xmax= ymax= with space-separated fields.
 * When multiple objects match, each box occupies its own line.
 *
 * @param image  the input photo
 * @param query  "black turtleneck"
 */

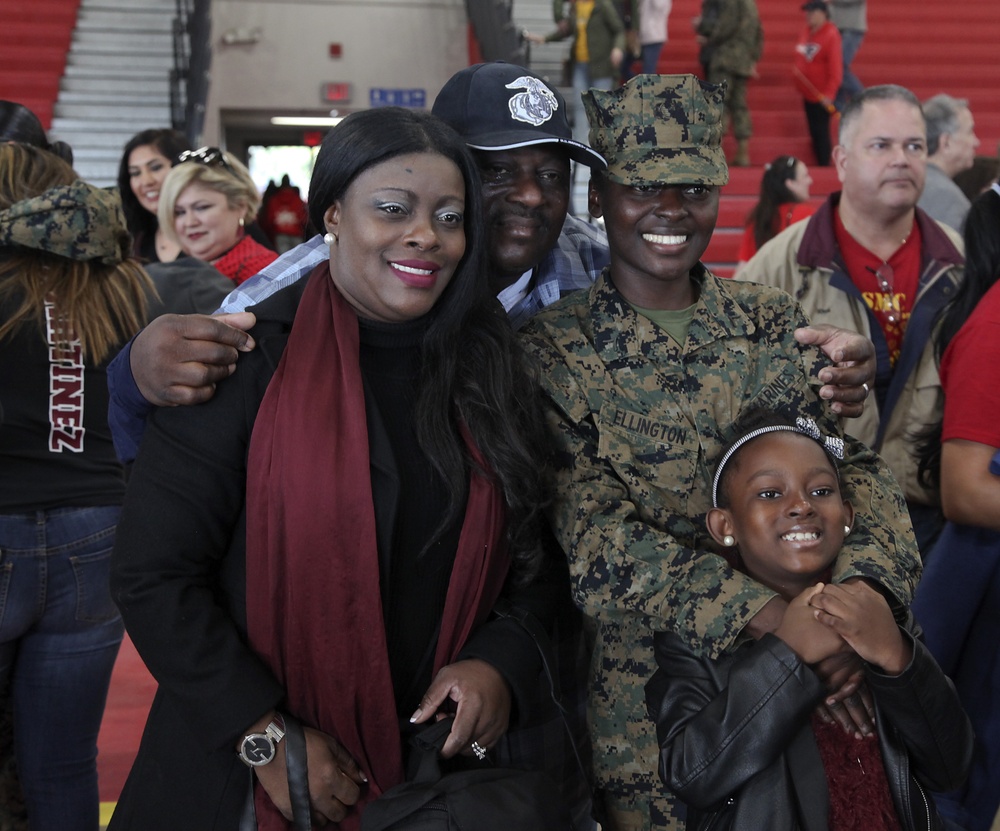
xmin=358 ymin=316 xmax=464 ymax=717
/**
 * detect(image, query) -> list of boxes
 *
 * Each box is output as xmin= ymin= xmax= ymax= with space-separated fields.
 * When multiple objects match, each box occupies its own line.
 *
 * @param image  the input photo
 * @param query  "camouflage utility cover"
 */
xmin=520 ymin=267 xmax=921 ymax=828
xmin=583 ymin=74 xmax=730 ymax=188
xmin=0 ymin=180 xmax=130 ymax=266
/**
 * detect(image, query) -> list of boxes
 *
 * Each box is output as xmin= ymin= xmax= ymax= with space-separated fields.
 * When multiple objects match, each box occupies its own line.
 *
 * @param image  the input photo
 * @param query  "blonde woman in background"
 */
xmin=158 ymin=147 xmax=277 ymax=285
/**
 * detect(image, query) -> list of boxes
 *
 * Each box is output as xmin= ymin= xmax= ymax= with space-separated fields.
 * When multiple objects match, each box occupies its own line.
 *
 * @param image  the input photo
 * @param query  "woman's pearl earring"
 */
xmin=844 ymin=525 xmax=852 ymax=535
xmin=323 ymin=232 xmax=337 ymax=246
xmin=722 ymin=535 xmax=736 ymax=548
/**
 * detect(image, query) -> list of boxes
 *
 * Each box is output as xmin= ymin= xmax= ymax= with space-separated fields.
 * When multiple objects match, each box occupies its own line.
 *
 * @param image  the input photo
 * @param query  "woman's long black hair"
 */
xmin=0 ymin=100 xmax=73 ymax=163
xmin=747 ymin=155 xmax=803 ymax=251
xmin=917 ymin=187 xmax=1000 ymax=488
xmin=115 ymin=129 xmax=192 ymax=255
xmin=308 ymin=108 xmax=547 ymax=578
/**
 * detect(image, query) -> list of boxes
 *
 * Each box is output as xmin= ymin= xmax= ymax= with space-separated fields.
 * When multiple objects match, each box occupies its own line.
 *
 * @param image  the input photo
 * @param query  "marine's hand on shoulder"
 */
xmin=130 ymin=312 xmax=257 ymax=407
xmin=795 ymin=324 xmax=875 ymax=418
xmin=250 ymin=719 xmax=366 ymax=826
xmin=409 ymin=658 xmax=512 ymax=759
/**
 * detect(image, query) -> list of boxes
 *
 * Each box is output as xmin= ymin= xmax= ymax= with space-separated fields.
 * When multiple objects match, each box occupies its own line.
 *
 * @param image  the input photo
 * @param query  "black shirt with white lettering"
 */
xmin=0 ymin=297 xmax=125 ymax=512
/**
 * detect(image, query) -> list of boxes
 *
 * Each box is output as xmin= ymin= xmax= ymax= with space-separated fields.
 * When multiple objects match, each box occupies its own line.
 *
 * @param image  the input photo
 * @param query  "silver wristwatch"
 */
xmin=237 ymin=714 xmax=286 ymax=767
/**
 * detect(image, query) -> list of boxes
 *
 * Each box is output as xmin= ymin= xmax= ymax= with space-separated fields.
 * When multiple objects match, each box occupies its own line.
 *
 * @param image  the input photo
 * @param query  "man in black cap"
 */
xmin=106 ymin=62 xmax=614 ymax=462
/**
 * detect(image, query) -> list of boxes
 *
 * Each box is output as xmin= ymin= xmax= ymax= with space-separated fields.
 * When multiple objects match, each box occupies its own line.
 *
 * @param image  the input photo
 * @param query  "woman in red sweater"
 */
xmin=157 ymin=147 xmax=277 ymax=285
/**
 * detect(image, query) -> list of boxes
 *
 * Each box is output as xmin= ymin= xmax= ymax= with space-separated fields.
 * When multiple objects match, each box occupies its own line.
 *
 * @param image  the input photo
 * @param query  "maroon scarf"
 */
xmin=245 ymin=265 xmax=510 ymax=829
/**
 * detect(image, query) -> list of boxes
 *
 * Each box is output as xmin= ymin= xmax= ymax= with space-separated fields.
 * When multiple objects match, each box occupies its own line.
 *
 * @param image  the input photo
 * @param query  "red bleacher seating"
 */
xmin=657 ymin=0 xmax=998 ymax=273
xmin=0 ymin=0 xmax=81 ymax=129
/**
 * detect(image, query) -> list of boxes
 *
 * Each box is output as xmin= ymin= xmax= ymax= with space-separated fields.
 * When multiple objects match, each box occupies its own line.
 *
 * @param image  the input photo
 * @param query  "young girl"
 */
xmin=645 ymin=411 xmax=973 ymax=831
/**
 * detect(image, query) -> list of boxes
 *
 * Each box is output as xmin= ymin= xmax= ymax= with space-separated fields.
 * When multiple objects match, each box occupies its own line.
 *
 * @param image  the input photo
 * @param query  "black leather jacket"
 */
xmin=645 ymin=615 xmax=973 ymax=831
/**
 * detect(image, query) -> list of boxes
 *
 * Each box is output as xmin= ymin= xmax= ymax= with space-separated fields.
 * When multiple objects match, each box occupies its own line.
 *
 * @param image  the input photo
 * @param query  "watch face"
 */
xmin=240 ymin=734 xmax=275 ymax=766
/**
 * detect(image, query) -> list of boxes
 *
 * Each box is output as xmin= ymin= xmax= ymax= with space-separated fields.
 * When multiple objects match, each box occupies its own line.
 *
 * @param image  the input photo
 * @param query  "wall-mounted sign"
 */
xmin=322 ymin=82 xmax=352 ymax=103
xmin=369 ymin=88 xmax=427 ymax=108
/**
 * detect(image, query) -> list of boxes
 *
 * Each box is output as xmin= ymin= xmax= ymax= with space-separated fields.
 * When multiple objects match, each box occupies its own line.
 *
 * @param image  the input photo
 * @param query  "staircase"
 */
xmin=0 ymin=0 xmax=80 ymax=128
xmin=513 ymin=0 xmax=1000 ymax=275
xmin=49 ymin=0 xmax=177 ymax=187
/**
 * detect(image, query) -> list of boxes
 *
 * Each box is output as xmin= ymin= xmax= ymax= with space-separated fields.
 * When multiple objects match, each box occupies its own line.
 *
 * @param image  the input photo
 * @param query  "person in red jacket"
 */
xmin=794 ymin=1 xmax=843 ymax=165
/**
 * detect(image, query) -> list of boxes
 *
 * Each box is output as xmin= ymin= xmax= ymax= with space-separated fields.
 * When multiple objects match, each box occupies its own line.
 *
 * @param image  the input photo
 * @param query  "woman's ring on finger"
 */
xmin=862 ymin=382 xmax=870 ymax=398
xmin=471 ymin=741 xmax=487 ymax=761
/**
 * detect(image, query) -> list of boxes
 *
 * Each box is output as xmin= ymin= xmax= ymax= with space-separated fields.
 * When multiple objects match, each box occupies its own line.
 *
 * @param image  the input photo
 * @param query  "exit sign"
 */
xmin=322 ymin=82 xmax=352 ymax=103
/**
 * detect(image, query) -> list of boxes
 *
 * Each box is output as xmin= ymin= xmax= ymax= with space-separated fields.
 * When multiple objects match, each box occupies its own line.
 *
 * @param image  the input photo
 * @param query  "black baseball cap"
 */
xmin=431 ymin=61 xmax=607 ymax=170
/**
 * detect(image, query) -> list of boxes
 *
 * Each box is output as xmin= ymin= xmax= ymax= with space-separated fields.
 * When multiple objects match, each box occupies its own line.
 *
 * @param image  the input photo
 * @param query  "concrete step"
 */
xmin=63 ymin=64 xmax=167 ymax=80
xmin=51 ymin=122 xmax=173 ymax=144
xmin=84 ymin=0 xmax=175 ymax=10
xmin=61 ymin=76 xmax=170 ymax=95
xmin=70 ymin=146 xmax=137 ymax=162
xmin=72 ymin=33 xmax=174 ymax=53
xmin=77 ymin=8 xmax=174 ymax=31
xmin=67 ymin=52 xmax=174 ymax=70
xmin=71 ymin=161 xmax=120 ymax=187
xmin=58 ymin=90 xmax=170 ymax=106
xmin=55 ymin=101 xmax=171 ymax=120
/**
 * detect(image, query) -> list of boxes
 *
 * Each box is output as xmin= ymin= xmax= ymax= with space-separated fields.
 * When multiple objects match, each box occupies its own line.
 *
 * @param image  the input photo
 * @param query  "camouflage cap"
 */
xmin=0 ymin=179 xmax=130 ymax=266
xmin=583 ymin=74 xmax=729 ymax=187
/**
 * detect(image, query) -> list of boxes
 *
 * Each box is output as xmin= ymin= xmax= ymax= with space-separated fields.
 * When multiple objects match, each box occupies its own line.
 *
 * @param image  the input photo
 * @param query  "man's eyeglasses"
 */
xmin=177 ymin=146 xmax=233 ymax=173
xmin=866 ymin=263 xmax=900 ymax=325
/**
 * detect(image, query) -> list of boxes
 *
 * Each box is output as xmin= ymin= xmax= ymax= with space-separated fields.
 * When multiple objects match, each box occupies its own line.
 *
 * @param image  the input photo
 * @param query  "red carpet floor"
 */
xmin=97 ymin=635 xmax=155 ymax=808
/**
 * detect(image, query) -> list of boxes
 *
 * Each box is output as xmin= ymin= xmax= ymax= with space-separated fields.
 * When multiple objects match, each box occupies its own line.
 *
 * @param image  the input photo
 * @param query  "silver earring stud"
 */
xmin=323 ymin=232 xmax=337 ymax=246
xmin=722 ymin=535 xmax=735 ymax=547
xmin=844 ymin=525 xmax=852 ymax=535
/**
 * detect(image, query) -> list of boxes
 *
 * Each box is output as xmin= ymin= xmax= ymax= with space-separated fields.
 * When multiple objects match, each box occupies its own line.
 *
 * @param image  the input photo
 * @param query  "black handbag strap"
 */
xmin=282 ymin=711 xmax=313 ymax=831
xmin=490 ymin=599 xmax=590 ymax=787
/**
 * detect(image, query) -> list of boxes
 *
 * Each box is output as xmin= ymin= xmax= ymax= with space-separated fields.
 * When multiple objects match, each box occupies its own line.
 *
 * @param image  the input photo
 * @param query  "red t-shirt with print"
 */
xmin=834 ymin=211 xmax=922 ymax=366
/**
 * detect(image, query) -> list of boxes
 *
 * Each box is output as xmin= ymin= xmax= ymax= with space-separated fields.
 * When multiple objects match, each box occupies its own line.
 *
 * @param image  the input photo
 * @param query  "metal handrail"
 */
xmin=170 ymin=0 xmax=211 ymax=142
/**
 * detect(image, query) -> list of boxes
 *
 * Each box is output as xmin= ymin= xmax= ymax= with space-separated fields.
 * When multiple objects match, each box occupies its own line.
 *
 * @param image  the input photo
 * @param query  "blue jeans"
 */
xmin=622 ymin=42 xmax=664 ymax=80
xmin=0 ymin=507 xmax=124 ymax=831
xmin=835 ymin=28 xmax=865 ymax=111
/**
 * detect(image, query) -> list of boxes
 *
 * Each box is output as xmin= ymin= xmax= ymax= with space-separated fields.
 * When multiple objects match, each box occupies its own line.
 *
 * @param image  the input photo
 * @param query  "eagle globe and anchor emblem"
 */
xmin=505 ymin=76 xmax=559 ymax=127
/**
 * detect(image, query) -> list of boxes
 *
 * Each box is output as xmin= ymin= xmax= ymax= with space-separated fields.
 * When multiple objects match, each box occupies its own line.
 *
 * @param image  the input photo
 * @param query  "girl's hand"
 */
xmin=773 ymin=584 xmax=844 ymax=665
xmin=810 ymin=581 xmax=912 ymax=675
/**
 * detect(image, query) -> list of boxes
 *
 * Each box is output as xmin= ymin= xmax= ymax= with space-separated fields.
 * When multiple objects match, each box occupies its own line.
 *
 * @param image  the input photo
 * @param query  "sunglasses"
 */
xmin=177 ymin=146 xmax=233 ymax=173
xmin=866 ymin=263 xmax=901 ymax=325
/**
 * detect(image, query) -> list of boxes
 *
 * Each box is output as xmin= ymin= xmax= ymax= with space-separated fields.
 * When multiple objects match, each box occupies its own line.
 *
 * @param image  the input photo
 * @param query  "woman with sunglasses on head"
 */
xmin=0 ymin=143 xmax=151 ymax=831
xmin=109 ymin=108 xmax=554 ymax=831
xmin=157 ymin=147 xmax=278 ymax=285
xmin=116 ymin=128 xmax=192 ymax=264
xmin=733 ymin=154 xmax=816 ymax=277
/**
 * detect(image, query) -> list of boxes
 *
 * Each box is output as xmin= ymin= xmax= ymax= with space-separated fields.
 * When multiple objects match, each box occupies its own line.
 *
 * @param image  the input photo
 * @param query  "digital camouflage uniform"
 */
xmin=519 ymin=75 xmax=922 ymax=831
xmin=696 ymin=0 xmax=762 ymax=140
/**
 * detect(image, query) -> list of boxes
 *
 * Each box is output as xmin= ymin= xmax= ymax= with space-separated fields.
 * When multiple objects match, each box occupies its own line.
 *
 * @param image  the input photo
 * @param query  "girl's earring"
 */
xmin=844 ymin=525 xmax=852 ymax=535
xmin=323 ymin=232 xmax=338 ymax=246
xmin=722 ymin=535 xmax=736 ymax=548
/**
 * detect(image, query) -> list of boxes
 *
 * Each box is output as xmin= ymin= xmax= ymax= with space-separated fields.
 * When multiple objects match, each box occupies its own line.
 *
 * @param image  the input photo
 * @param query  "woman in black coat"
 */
xmin=110 ymin=108 xmax=555 ymax=831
